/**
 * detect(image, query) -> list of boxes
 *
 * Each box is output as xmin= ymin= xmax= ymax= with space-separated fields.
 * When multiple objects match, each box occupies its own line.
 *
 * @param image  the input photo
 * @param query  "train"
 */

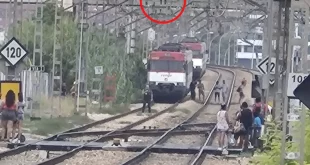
xmin=180 ymin=37 xmax=208 ymax=81
xmin=146 ymin=43 xmax=193 ymax=102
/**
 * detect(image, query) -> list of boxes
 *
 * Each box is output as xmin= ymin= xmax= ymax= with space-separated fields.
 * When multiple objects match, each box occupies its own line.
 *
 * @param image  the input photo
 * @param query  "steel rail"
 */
xmin=190 ymin=66 xmax=236 ymax=165
xmin=36 ymin=100 xmax=187 ymax=165
xmin=120 ymin=69 xmax=221 ymax=165
xmin=0 ymin=105 xmax=150 ymax=158
xmin=55 ymin=122 xmax=215 ymax=139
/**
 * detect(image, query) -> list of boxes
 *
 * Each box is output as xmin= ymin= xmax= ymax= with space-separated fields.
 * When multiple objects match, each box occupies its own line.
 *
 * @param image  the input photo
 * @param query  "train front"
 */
xmin=181 ymin=42 xmax=206 ymax=80
xmin=147 ymin=51 xmax=188 ymax=102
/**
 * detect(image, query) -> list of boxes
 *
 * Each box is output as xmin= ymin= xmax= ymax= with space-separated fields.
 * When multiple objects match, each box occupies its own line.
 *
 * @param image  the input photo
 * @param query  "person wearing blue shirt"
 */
xmin=254 ymin=115 xmax=262 ymax=127
xmin=253 ymin=111 xmax=262 ymax=148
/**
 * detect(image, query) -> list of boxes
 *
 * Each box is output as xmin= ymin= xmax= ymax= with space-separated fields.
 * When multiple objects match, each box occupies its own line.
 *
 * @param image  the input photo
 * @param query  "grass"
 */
xmin=23 ymin=114 xmax=93 ymax=136
xmin=24 ymin=95 xmax=141 ymax=136
xmin=29 ymin=96 xmax=75 ymax=118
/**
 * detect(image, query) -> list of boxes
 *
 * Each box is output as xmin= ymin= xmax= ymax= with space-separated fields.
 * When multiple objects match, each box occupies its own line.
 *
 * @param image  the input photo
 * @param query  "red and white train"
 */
xmin=180 ymin=37 xmax=208 ymax=81
xmin=147 ymin=43 xmax=193 ymax=102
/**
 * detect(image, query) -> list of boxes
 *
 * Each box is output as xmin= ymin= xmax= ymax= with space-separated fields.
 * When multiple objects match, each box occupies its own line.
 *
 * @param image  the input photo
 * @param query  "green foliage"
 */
xmin=252 ymin=113 xmax=310 ymax=165
xmin=23 ymin=114 xmax=92 ymax=135
xmin=12 ymin=3 xmax=146 ymax=104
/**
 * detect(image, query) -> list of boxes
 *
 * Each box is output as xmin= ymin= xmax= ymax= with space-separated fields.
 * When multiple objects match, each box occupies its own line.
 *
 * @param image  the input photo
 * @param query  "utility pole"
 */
xmin=273 ymin=0 xmax=284 ymax=120
xmin=30 ymin=0 xmax=44 ymax=118
xmin=6 ymin=0 xmax=19 ymax=80
xmin=261 ymin=0 xmax=274 ymax=116
xmin=280 ymin=0 xmax=309 ymax=164
xmin=75 ymin=1 xmax=88 ymax=113
xmin=51 ymin=0 xmax=64 ymax=115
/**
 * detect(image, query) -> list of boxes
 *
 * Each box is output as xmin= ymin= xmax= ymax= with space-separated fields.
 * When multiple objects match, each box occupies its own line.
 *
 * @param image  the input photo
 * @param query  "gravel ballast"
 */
xmin=137 ymin=153 xmax=192 ymax=165
xmin=0 ymin=151 xmax=66 ymax=165
xmin=58 ymin=151 xmax=137 ymax=165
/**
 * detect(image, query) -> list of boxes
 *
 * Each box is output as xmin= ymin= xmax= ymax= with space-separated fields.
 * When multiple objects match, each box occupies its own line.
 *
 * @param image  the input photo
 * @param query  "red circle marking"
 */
xmin=139 ymin=0 xmax=187 ymax=24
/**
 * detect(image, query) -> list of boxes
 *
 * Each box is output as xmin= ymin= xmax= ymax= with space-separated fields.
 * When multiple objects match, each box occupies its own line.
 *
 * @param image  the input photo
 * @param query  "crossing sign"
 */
xmin=256 ymin=57 xmax=276 ymax=74
xmin=0 ymin=37 xmax=28 ymax=66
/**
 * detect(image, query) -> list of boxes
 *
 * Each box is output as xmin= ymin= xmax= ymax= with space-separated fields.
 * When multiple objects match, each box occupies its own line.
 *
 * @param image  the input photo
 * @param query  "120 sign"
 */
xmin=6 ymin=47 xmax=22 ymax=58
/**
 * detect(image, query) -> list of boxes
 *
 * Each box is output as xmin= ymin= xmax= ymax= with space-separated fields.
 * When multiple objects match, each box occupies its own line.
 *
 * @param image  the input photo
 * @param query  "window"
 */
xmin=192 ymin=50 xmax=203 ymax=58
xmin=254 ymin=46 xmax=262 ymax=53
xmin=244 ymin=46 xmax=253 ymax=52
xmin=308 ymin=47 xmax=310 ymax=54
xmin=149 ymin=60 xmax=184 ymax=72
xmin=237 ymin=45 xmax=242 ymax=52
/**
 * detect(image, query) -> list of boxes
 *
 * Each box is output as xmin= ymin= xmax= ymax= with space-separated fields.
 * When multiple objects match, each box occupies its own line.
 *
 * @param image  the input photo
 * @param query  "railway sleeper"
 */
xmin=6 ymin=142 xmax=249 ymax=155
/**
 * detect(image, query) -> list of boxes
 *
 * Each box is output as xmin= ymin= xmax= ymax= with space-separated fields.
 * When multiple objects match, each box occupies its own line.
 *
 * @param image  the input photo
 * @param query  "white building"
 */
xmin=236 ymin=14 xmax=310 ymax=69
xmin=235 ymin=14 xmax=264 ymax=68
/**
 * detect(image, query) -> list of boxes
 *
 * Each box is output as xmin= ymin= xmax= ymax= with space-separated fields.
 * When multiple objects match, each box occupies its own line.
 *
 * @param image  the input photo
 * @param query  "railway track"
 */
xmin=0 ymin=70 xmax=223 ymax=165
xmin=119 ymin=67 xmax=236 ymax=165
xmin=22 ymin=70 xmax=218 ymax=165
xmin=190 ymin=67 xmax=236 ymax=165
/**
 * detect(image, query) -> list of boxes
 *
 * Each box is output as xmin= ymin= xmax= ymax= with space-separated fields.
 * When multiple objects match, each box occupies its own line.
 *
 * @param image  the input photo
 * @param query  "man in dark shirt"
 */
xmin=190 ymin=81 xmax=197 ymax=100
xmin=235 ymin=102 xmax=253 ymax=150
xmin=142 ymin=85 xmax=152 ymax=113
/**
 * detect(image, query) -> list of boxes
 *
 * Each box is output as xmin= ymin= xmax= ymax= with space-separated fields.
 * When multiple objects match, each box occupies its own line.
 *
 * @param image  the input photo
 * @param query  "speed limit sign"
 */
xmin=0 ymin=37 xmax=29 ymax=66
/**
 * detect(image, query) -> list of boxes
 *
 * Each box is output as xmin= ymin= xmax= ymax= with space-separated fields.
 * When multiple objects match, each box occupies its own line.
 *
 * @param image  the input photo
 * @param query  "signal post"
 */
xmin=280 ymin=0 xmax=309 ymax=164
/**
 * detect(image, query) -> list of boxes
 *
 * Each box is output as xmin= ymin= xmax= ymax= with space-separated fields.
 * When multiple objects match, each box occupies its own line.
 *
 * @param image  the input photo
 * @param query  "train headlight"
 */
xmin=177 ymin=82 xmax=184 ymax=86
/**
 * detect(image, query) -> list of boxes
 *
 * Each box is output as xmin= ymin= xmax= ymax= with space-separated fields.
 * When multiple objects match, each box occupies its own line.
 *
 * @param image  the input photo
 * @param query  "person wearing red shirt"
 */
xmin=1 ymin=90 xmax=17 ymax=141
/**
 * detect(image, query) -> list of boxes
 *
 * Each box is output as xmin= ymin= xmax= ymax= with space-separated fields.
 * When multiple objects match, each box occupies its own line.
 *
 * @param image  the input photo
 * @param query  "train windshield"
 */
xmin=149 ymin=60 xmax=184 ymax=72
xmin=192 ymin=50 xmax=203 ymax=58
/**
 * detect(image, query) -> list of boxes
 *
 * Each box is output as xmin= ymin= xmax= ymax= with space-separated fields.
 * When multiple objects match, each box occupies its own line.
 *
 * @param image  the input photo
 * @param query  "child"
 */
xmin=12 ymin=93 xmax=25 ymax=143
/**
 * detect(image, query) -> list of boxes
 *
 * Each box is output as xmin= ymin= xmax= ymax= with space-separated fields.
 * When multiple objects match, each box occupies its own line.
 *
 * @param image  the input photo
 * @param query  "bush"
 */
xmin=252 ymin=113 xmax=310 ymax=165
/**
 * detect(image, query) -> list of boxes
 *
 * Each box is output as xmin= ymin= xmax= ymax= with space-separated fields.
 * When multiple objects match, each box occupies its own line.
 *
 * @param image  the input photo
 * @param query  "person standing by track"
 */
xmin=214 ymin=81 xmax=221 ymax=104
xmin=221 ymin=80 xmax=228 ymax=104
xmin=216 ymin=104 xmax=230 ymax=150
xmin=142 ymin=85 xmax=152 ymax=113
xmin=234 ymin=102 xmax=253 ymax=150
xmin=236 ymin=80 xmax=246 ymax=104
xmin=190 ymin=81 xmax=197 ymax=100
xmin=1 ymin=90 xmax=17 ymax=142
xmin=197 ymin=80 xmax=205 ymax=102
xmin=12 ymin=93 xmax=25 ymax=143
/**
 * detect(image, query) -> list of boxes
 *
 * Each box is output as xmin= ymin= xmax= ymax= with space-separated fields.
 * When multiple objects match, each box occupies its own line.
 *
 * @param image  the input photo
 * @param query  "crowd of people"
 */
xmin=0 ymin=90 xmax=25 ymax=143
xmin=216 ymin=78 xmax=269 ymax=153
xmin=190 ymin=79 xmax=229 ymax=103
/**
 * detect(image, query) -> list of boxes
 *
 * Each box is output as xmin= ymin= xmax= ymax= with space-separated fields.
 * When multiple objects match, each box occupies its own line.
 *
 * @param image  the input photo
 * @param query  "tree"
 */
xmin=13 ymin=4 xmax=146 ymax=103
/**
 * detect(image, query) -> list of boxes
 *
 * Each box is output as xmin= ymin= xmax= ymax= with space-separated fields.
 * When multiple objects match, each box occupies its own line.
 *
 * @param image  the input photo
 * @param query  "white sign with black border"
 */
xmin=256 ymin=57 xmax=276 ymax=75
xmin=0 ymin=37 xmax=29 ymax=66
xmin=94 ymin=66 xmax=103 ymax=75
xmin=148 ymin=28 xmax=156 ymax=41
xmin=287 ymin=73 xmax=308 ymax=97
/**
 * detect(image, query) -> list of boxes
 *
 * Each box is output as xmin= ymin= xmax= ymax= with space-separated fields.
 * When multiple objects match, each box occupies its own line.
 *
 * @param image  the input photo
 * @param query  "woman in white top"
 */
xmin=217 ymin=104 xmax=230 ymax=149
